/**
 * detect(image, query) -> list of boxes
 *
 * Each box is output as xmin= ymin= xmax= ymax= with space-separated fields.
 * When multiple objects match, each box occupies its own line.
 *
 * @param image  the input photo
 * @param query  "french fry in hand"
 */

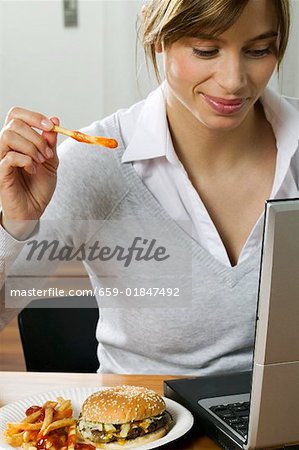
xmin=53 ymin=125 xmax=118 ymax=149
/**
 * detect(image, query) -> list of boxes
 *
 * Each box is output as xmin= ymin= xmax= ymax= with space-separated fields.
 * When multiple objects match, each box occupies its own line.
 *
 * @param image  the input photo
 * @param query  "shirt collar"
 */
xmin=261 ymin=87 xmax=299 ymax=197
xmin=261 ymin=86 xmax=299 ymax=147
xmin=122 ymin=83 xmax=299 ymax=167
xmin=121 ymin=82 xmax=181 ymax=166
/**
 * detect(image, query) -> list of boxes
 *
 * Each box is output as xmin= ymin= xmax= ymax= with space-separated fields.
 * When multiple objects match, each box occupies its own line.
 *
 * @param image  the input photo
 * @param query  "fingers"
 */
xmin=0 ymin=151 xmax=36 ymax=177
xmin=41 ymin=116 xmax=60 ymax=156
xmin=0 ymin=108 xmax=60 ymax=164
xmin=4 ymin=106 xmax=54 ymax=132
xmin=0 ymin=120 xmax=51 ymax=162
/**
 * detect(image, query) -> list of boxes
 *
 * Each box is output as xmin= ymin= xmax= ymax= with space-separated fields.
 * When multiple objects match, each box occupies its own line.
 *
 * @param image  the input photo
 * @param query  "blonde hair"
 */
xmin=139 ymin=0 xmax=290 ymax=81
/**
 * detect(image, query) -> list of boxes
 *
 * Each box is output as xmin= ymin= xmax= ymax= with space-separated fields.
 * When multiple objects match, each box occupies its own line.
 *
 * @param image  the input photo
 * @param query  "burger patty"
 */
xmin=125 ymin=411 xmax=171 ymax=440
xmin=77 ymin=410 xmax=172 ymax=444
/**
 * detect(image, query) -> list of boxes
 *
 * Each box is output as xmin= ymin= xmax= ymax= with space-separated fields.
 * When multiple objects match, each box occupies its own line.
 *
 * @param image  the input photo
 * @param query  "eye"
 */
xmin=245 ymin=47 xmax=272 ymax=58
xmin=192 ymin=48 xmax=218 ymax=58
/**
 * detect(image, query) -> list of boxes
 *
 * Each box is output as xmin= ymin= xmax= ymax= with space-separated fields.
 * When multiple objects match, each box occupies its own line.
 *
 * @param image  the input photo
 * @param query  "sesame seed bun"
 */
xmin=78 ymin=426 xmax=169 ymax=449
xmin=81 ymin=385 xmax=166 ymax=424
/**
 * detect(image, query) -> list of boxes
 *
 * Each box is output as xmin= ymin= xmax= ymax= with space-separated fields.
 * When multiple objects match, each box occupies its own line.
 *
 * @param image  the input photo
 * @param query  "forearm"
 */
xmin=1 ymin=212 xmax=39 ymax=241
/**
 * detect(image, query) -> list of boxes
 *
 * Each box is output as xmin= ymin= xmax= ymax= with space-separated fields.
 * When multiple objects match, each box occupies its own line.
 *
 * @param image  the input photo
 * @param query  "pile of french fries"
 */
xmin=3 ymin=397 xmax=77 ymax=450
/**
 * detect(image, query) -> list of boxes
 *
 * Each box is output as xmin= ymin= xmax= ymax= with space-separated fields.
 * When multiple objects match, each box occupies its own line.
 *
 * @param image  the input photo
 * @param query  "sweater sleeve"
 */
xmin=0 ymin=223 xmax=40 ymax=330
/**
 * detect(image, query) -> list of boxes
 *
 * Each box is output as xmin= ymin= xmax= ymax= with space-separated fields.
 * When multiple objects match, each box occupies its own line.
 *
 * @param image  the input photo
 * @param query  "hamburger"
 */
xmin=77 ymin=385 xmax=173 ymax=448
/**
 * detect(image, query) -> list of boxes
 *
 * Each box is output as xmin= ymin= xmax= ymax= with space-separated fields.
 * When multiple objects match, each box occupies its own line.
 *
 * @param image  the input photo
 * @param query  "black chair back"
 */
xmin=18 ymin=296 xmax=99 ymax=372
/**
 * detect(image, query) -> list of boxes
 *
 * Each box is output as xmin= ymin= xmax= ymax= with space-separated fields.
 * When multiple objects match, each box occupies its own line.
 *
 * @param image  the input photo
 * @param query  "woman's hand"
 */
xmin=0 ymin=107 xmax=60 ymax=239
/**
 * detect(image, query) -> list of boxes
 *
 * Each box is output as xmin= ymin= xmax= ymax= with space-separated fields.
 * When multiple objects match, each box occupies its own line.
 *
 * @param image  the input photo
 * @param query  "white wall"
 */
xmin=0 ymin=1 xmax=106 ymax=132
xmin=102 ymin=0 xmax=157 ymax=116
xmin=0 ymin=0 xmax=156 ymax=140
xmin=277 ymin=0 xmax=299 ymax=97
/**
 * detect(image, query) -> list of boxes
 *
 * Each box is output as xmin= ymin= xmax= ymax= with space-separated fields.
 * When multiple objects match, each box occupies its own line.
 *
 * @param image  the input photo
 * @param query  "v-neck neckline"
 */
xmin=107 ymin=115 xmax=260 ymax=287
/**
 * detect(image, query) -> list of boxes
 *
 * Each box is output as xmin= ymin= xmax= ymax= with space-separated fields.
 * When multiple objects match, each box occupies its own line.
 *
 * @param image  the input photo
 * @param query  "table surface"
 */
xmin=0 ymin=371 xmax=220 ymax=450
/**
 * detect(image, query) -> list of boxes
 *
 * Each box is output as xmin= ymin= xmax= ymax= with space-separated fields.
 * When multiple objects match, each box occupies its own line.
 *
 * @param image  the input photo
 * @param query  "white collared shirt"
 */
xmin=119 ymin=84 xmax=299 ymax=266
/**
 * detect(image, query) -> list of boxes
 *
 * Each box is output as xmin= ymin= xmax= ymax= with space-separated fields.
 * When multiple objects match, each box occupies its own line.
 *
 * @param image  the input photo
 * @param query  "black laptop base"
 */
xmin=164 ymin=372 xmax=299 ymax=450
xmin=164 ymin=371 xmax=251 ymax=450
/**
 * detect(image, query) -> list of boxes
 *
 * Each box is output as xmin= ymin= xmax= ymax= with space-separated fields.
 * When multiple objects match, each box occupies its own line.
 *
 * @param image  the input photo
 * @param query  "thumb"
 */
xmin=41 ymin=116 xmax=60 ymax=151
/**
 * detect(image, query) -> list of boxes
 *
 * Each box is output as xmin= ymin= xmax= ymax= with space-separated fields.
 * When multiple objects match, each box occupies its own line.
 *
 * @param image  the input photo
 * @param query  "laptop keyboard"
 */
xmin=210 ymin=401 xmax=250 ymax=438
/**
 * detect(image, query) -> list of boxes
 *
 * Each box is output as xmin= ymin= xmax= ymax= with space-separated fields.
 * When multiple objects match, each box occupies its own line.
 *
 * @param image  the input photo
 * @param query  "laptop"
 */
xmin=164 ymin=198 xmax=299 ymax=450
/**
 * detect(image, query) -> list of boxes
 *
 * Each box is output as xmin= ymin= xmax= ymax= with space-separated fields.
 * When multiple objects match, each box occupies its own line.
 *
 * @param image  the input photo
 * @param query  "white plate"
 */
xmin=0 ymin=386 xmax=194 ymax=450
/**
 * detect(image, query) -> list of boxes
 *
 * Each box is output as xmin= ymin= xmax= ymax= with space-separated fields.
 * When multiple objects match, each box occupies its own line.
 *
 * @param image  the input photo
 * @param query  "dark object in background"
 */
xmin=18 ymin=296 xmax=99 ymax=373
xmin=63 ymin=0 xmax=78 ymax=28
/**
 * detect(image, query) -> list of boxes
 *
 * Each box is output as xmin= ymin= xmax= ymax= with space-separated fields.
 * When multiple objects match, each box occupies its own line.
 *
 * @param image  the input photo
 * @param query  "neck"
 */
xmin=166 ymin=92 xmax=265 ymax=174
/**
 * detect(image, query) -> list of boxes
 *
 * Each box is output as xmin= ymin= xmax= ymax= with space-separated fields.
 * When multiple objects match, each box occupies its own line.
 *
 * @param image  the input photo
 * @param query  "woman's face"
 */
xmin=161 ymin=0 xmax=279 ymax=131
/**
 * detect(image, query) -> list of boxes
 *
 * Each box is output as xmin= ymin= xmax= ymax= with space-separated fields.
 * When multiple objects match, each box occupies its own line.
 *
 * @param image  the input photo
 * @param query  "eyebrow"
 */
xmin=191 ymin=31 xmax=278 ymax=43
xmin=246 ymin=31 xmax=278 ymax=42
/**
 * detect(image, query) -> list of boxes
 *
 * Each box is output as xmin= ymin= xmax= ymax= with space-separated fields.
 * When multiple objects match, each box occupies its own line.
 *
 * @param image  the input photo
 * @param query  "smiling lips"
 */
xmin=202 ymin=94 xmax=248 ymax=114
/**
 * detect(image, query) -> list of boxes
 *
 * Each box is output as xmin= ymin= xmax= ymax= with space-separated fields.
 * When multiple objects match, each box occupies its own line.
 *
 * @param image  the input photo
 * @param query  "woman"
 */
xmin=0 ymin=0 xmax=298 ymax=374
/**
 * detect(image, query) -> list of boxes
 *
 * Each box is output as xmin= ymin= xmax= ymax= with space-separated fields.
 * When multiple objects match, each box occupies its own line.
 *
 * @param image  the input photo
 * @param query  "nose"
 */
xmin=215 ymin=53 xmax=247 ymax=94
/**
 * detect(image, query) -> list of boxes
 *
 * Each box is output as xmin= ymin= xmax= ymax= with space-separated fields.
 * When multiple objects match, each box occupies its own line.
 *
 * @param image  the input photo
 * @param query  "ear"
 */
xmin=155 ymin=41 xmax=163 ymax=53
